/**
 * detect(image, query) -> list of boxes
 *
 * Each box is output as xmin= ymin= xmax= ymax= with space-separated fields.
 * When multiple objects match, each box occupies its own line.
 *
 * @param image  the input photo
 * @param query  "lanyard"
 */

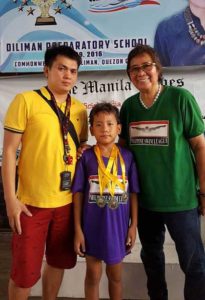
xmin=46 ymin=87 xmax=73 ymax=165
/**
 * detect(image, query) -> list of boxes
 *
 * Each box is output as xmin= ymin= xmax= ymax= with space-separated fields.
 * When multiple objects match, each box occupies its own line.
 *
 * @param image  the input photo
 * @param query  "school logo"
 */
xmin=88 ymin=0 xmax=160 ymax=13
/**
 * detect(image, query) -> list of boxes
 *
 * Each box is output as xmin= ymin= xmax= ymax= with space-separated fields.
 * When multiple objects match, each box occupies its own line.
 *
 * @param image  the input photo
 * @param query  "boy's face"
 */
xmin=90 ymin=112 xmax=121 ymax=146
xmin=44 ymin=54 xmax=78 ymax=95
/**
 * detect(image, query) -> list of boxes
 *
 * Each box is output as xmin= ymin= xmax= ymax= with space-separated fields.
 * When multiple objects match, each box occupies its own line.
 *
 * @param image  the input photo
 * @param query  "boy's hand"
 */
xmin=126 ymin=225 xmax=137 ymax=252
xmin=6 ymin=198 xmax=32 ymax=235
xmin=74 ymin=229 xmax=86 ymax=257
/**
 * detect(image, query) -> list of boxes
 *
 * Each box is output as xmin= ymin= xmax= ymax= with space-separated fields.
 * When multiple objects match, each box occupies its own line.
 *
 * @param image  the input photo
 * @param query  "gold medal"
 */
xmin=122 ymin=192 xmax=128 ymax=202
xmin=94 ymin=145 xmax=127 ymax=209
xmin=108 ymin=197 xmax=119 ymax=210
xmin=96 ymin=195 xmax=106 ymax=208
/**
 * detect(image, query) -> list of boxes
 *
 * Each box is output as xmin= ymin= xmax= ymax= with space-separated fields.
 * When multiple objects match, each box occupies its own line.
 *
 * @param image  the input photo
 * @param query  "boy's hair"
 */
xmin=44 ymin=45 xmax=82 ymax=68
xmin=89 ymin=102 xmax=120 ymax=126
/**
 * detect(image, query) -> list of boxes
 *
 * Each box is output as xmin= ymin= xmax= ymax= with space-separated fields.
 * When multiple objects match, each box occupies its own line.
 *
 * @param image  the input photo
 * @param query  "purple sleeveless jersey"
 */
xmin=72 ymin=145 xmax=139 ymax=264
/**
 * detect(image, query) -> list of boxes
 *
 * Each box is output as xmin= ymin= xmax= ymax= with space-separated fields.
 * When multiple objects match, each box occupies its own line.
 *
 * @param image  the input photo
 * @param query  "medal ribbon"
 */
xmin=46 ymin=87 xmax=73 ymax=165
xmin=96 ymin=145 xmax=116 ymax=197
xmin=94 ymin=144 xmax=126 ymax=197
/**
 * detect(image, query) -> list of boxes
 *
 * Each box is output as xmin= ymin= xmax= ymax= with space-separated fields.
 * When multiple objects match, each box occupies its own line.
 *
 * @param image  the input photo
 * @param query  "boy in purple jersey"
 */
xmin=72 ymin=102 xmax=139 ymax=300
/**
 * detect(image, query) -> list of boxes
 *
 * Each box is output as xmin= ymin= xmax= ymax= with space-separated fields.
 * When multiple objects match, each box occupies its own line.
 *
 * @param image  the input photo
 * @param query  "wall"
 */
xmin=0 ymin=66 xmax=205 ymax=151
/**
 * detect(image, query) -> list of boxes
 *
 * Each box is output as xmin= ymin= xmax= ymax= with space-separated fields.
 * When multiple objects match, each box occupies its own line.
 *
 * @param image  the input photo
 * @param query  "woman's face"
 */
xmin=190 ymin=0 xmax=205 ymax=9
xmin=128 ymin=53 xmax=159 ymax=92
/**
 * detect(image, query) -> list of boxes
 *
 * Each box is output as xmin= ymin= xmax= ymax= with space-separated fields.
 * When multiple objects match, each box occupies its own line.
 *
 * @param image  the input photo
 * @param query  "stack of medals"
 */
xmin=94 ymin=144 xmax=128 ymax=209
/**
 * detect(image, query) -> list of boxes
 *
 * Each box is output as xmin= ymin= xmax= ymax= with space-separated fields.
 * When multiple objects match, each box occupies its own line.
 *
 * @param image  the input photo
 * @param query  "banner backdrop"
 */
xmin=0 ymin=0 xmax=191 ymax=72
xmin=0 ymin=67 xmax=205 ymax=159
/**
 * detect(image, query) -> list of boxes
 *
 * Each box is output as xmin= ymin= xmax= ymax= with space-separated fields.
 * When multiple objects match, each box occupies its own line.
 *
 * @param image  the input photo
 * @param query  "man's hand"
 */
xmin=6 ymin=198 xmax=32 ymax=234
xmin=77 ymin=144 xmax=91 ymax=159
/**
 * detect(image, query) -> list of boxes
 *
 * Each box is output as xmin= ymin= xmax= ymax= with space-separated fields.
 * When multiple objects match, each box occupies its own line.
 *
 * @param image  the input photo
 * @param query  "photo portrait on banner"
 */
xmin=154 ymin=0 xmax=205 ymax=66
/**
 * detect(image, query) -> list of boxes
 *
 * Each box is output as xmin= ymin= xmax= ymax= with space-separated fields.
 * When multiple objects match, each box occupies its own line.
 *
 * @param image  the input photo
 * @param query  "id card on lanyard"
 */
xmin=46 ymin=87 xmax=72 ymax=191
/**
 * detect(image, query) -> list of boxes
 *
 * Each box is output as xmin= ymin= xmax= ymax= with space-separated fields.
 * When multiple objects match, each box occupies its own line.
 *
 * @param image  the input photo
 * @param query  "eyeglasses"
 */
xmin=128 ymin=62 xmax=156 ymax=75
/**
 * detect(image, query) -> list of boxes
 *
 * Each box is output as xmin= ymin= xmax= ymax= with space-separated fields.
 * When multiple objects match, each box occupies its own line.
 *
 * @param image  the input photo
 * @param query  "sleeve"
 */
xmin=182 ymin=90 xmax=204 ymax=138
xmin=79 ymin=107 xmax=88 ymax=143
xmin=119 ymin=102 xmax=128 ymax=141
xmin=72 ymin=154 xmax=86 ymax=193
xmin=4 ymin=93 xmax=27 ymax=133
xmin=128 ymin=153 xmax=140 ymax=194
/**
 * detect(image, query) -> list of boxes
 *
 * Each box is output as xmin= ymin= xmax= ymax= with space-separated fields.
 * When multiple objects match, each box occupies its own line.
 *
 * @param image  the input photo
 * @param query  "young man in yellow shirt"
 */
xmin=2 ymin=45 xmax=88 ymax=300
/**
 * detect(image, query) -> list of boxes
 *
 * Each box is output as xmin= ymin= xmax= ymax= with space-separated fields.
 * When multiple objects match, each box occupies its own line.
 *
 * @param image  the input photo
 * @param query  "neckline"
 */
xmin=184 ymin=6 xmax=205 ymax=46
xmin=139 ymin=84 xmax=162 ymax=110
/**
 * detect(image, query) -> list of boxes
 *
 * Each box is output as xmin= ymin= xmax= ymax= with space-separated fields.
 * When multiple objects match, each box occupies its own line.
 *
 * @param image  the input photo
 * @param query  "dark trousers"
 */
xmin=138 ymin=207 xmax=205 ymax=300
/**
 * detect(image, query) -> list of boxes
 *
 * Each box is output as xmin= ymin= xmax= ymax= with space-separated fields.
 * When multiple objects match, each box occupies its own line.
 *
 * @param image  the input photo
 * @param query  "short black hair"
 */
xmin=44 ymin=45 xmax=82 ymax=68
xmin=89 ymin=102 xmax=120 ymax=126
xmin=127 ymin=44 xmax=162 ymax=82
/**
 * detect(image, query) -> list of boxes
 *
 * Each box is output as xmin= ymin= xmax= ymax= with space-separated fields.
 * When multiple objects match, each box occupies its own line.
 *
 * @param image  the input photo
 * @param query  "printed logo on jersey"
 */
xmin=129 ymin=120 xmax=169 ymax=146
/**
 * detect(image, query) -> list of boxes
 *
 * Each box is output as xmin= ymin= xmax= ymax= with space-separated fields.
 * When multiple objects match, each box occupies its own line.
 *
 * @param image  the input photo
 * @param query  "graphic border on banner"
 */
xmin=2 ymin=0 xmax=202 ymax=73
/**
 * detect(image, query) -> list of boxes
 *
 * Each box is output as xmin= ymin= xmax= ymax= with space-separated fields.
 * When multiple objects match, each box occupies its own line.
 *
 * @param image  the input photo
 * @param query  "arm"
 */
xmin=73 ymin=192 xmax=86 ymax=256
xmin=126 ymin=192 xmax=138 ymax=251
xmin=189 ymin=134 xmax=205 ymax=216
xmin=1 ymin=130 xmax=32 ymax=234
xmin=154 ymin=25 xmax=170 ymax=66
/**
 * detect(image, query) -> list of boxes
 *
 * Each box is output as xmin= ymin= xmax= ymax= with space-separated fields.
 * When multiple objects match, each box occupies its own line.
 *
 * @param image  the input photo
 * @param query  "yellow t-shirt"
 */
xmin=4 ymin=87 xmax=88 ymax=208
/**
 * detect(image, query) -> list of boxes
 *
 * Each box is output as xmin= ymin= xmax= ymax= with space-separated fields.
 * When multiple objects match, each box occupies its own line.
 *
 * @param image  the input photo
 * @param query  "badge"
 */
xmin=96 ymin=196 xmax=106 ymax=208
xmin=60 ymin=171 xmax=71 ymax=191
xmin=108 ymin=197 xmax=119 ymax=209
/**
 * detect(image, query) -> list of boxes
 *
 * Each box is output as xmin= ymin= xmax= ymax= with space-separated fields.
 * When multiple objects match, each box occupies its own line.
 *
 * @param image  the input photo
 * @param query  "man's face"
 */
xmin=44 ymin=54 xmax=78 ymax=95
